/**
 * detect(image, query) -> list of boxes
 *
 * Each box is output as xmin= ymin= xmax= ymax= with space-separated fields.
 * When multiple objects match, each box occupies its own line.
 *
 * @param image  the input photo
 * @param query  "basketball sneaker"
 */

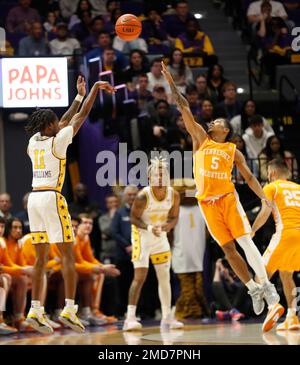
xmin=44 ymin=315 xmax=61 ymax=330
xmin=93 ymin=309 xmax=118 ymax=323
xmin=27 ymin=307 xmax=54 ymax=334
xmin=276 ymin=315 xmax=300 ymax=331
xmin=262 ymin=282 xmax=280 ymax=307
xmin=0 ymin=321 xmax=18 ymax=335
xmin=160 ymin=315 xmax=184 ymax=330
xmin=123 ymin=318 xmax=142 ymax=331
xmin=262 ymin=303 xmax=285 ymax=332
xmin=229 ymin=308 xmax=245 ymax=321
xmin=59 ymin=305 xmax=85 ymax=333
xmin=248 ymin=284 xmax=265 ymax=315
xmin=14 ymin=317 xmax=35 ymax=333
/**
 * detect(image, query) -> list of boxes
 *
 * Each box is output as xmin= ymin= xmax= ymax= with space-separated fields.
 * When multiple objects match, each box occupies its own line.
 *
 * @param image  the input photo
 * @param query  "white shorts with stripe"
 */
xmin=28 ymin=190 xmax=74 ymax=244
xmin=131 ymin=225 xmax=171 ymax=268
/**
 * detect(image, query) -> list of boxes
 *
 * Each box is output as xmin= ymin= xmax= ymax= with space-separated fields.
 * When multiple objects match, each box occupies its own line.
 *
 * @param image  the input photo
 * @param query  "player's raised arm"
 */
xmin=130 ymin=191 xmax=148 ymax=230
xmin=161 ymin=190 xmax=180 ymax=233
xmin=70 ymin=80 xmax=116 ymax=136
xmin=161 ymin=61 xmax=207 ymax=149
xmin=252 ymin=200 xmax=272 ymax=237
xmin=234 ymin=149 xmax=271 ymax=205
xmin=58 ymin=76 xmax=87 ymax=130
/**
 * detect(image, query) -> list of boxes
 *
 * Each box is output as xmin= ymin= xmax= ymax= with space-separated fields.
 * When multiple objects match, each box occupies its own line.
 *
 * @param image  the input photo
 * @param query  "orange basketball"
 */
xmin=115 ymin=14 xmax=142 ymax=41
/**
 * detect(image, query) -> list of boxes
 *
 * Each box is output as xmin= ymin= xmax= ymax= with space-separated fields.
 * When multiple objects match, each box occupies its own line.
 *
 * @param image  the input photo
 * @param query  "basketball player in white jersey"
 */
xmin=25 ymin=76 xmax=115 ymax=333
xmin=123 ymin=158 xmax=183 ymax=331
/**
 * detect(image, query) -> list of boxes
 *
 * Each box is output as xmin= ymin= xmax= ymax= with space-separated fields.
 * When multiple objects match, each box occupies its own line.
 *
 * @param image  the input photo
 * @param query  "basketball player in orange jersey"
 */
xmin=161 ymin=61 xmax=283 ymax=331
xmin=25 ymin=76 xmax=116 ymax=334
xmin=252 ymin=160 xmax=300 ymax=331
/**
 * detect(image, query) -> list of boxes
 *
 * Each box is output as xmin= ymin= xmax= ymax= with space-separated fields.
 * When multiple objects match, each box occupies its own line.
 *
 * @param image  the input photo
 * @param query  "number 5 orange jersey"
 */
xmin=263 ymin=179 xmax=300 ymax=231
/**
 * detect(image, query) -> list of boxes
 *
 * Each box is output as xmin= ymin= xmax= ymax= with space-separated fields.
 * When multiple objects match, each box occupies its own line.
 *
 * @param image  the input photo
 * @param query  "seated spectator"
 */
xmin=207 ymin=64 xmax=228 ymax=102
xmin=0 ymin=193 xmax=12 ymax=220
xmin=198 ymin=99 xmax=214 ymax=129
xmin=231 ymin=134 xmax=259 ymax=181
xmin=215 ymin=82 xmax=242 ymax=120
xmin=163 ymin=0 xmax=195 ymax=40
xmin=101 ymin=47 xmax=124 ymax=84
xmin=167 ymin=48 xmax=194 ymax=94
xmin=195 ymin=74 xmax=217 ymax=105
xmin=175 ymin=19 xmax=217 ymax=67
xmin=147 ymin=58 xmax=171 ymax=96
xmin=259 ymin=17 xmax=293 ymax=88
xmin=128 ymin=74 xmax=153 ymax=114
xmin=230 ymin=99 xmax=274 ymax=136
xmin=68 ymin=0 xmax=94 ymax=29
xmin=123 ymin=49 xmax=150 ymax=86
xmin=242 ymin=115 xmax=274 ymax=159
xmin=113 ymin=34 xmax=148 ymax=54
xmin=0 ymin=217 xmax=17 ymax=335
xmin=141 ymin=8 xmax=170 ymax=54
xmin=148 ymin=99 xmax=177 ymax=150
xmin=258 ymin=135 xmax=298 ymax=181
xmin=15 ymin=193 xmax=30 ymax=235
xmin=247 ymin=0 xmax=288 ymax=24
xmin=70 ymin=9 xmax=93 ymax=42
xmin=102 ymin=0 xmax=120 ymax=23
xmin=185 ymin=85 xmax=202 ymax=119
xmin=60 ymin=0 xmax=80 ymax=20
xmin=146 ymin=85 xmax=171 ymax=119
xmin=6 ymin=0 xmax=41 ymax=33
xmin=49 ymin=22 xmax=81 ymax=56
xmin=43 ymin=11 xmax=59 ymax=33
xmin=82 ymin=15 xmax=106 ymax=51
xmin=18 ymin=21 xmax=49 ymax=56
xmin=103 ymin=7 xmax=122 ymax=35
xmin=212 ymin=258 xmax=249 ymax=321
xmin=2 ymin=218 xmax=33 ymax=331
xmin=85 ymin=31 xmax=127 ymax=70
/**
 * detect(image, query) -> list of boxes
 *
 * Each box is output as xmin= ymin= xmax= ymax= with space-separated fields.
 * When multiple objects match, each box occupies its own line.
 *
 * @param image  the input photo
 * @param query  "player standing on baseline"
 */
xmin=123 ymin=158 xmax=183 ymax=331
xmin=252 ymin=160 xmax=300 ymax=331
xmin=161 ymin=61 xmax=284 ymax=332
xmin=25 ymin=76 xmax=116 ymax=333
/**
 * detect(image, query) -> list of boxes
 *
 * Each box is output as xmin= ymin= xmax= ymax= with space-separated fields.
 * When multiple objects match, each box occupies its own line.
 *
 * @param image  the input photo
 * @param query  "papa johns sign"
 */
xmin=0 ymin=57 xmax=69 ymax=108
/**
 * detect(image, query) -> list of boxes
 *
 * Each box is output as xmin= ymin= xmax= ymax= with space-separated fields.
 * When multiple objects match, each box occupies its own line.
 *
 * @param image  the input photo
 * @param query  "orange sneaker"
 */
xmin=93 ymin=309 xmax=118 ymax=323
xmin=14 ymin=318 xmax=35 ymax=333
xmin=277 ymin=315 xmax=300 ymax=331
xmin=262 ymin=303 xmax=285 ymax=332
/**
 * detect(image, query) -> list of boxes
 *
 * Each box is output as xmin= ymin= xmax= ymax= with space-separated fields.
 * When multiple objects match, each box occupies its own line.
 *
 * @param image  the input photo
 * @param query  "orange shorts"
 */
xmin=263 ymin=228 xmax=300 ymax=275
xmin=198 ymin=191 xmax=251 ymax=246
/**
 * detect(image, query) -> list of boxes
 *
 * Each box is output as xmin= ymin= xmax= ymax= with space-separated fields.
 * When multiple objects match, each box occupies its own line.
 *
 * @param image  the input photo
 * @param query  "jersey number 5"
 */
xmin=34 ymin=149 xmax=45 ymax=169
xmin=283 ymin=190 xmax=300 ymax=207
xmin=211 ymin=157 xmax=220 ymax=170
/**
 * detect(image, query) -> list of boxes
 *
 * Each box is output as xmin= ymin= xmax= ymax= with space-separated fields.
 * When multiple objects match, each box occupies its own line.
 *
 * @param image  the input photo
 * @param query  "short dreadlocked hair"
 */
xmin=25 ymin=109 xmax=58 ymax=135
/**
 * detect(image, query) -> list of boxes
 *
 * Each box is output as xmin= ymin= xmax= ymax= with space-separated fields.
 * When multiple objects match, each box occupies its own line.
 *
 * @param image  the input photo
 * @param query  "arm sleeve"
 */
xmin=53 ymin=125 xmax=73 ymax=159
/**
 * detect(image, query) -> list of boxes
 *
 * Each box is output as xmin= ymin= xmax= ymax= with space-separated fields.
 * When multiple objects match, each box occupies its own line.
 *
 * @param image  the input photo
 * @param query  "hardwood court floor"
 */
xmin=0 ymin=321 xmax=299 ymax=345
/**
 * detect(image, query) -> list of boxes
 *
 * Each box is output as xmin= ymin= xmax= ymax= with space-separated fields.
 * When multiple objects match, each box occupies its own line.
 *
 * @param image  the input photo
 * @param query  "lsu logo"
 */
xmin=0 ymin=27 xmax=5 ymax=52
xmin=291 ymin=27 xmax=300 ymax=52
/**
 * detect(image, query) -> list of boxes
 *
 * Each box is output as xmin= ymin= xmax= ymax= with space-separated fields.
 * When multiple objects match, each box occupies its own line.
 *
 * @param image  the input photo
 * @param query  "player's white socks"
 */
xmin=236 ymin=235 xmax=269 ymax=284
xmin=287 ymin=308 xmax=296 ymax=318
xmin=154 ymin=262 xmax=172 ymax=320
xmin=65 ymin=299 xmax=75 ymax=308
xmin=245 ymin=279 xmax=258 ymax=291
xmin=31 ymin=300 xmax=41 ymax=309
xmin=127 ymin=305 xmax=137 ymax=320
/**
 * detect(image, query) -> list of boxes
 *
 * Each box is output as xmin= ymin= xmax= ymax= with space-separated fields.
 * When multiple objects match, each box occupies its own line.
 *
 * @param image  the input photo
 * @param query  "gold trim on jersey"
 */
xmin=131 ymin=225 xmax=141 ymax=262
xmin=150 ymin=186 xmax=168 ymax=202
xmin=31 ymin=231 xmax=49 ymax=245
xmin=32 ymin=187 xmax=60 ymax=192
xmin=51 ymin=138 xmax=65 ymax=160
xmin=56 ymin=159 xmax=66 ymax=192
xmin=55 ymin=192 xmax=74 ymax=243
xmin=150 ymin=251 xmax=171 ymax=265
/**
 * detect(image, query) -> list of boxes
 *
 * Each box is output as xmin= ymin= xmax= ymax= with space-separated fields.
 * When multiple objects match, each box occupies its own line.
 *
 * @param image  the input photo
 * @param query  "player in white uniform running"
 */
xmin=123 ymin=158 xmax=183 ymax=331
xmin=25 ymin=76 xmax=115 ymax=333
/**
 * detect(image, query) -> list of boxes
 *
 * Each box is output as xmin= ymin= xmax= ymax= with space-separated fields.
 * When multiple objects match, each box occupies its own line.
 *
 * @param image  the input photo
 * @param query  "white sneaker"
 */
xmin=248 ymin=284 xmax=265 ymax=315
xmin=262 ymin=282 xmax=280 ymax=307
xmin=123 ymin=318 xmax=142 ymax=331
xmin=27 ymin=307 xmax=54 ymax=334
xmin=59 ymin=305 xmax=85 ymax=333
xmin=160 ymin=317 xmax=184 ymax=330
xmin=45 ymin=315 xmax=61 ymax=330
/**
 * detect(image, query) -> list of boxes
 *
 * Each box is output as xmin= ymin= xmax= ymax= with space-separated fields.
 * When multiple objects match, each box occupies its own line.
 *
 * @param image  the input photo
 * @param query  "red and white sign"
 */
xmin=0 ymin=57 xmax=68 ymax=107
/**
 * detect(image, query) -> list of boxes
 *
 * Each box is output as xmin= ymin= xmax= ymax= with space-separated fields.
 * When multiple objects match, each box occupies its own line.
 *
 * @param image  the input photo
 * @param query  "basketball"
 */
xmin=115 ymin=14 xmax=142 ymax=41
